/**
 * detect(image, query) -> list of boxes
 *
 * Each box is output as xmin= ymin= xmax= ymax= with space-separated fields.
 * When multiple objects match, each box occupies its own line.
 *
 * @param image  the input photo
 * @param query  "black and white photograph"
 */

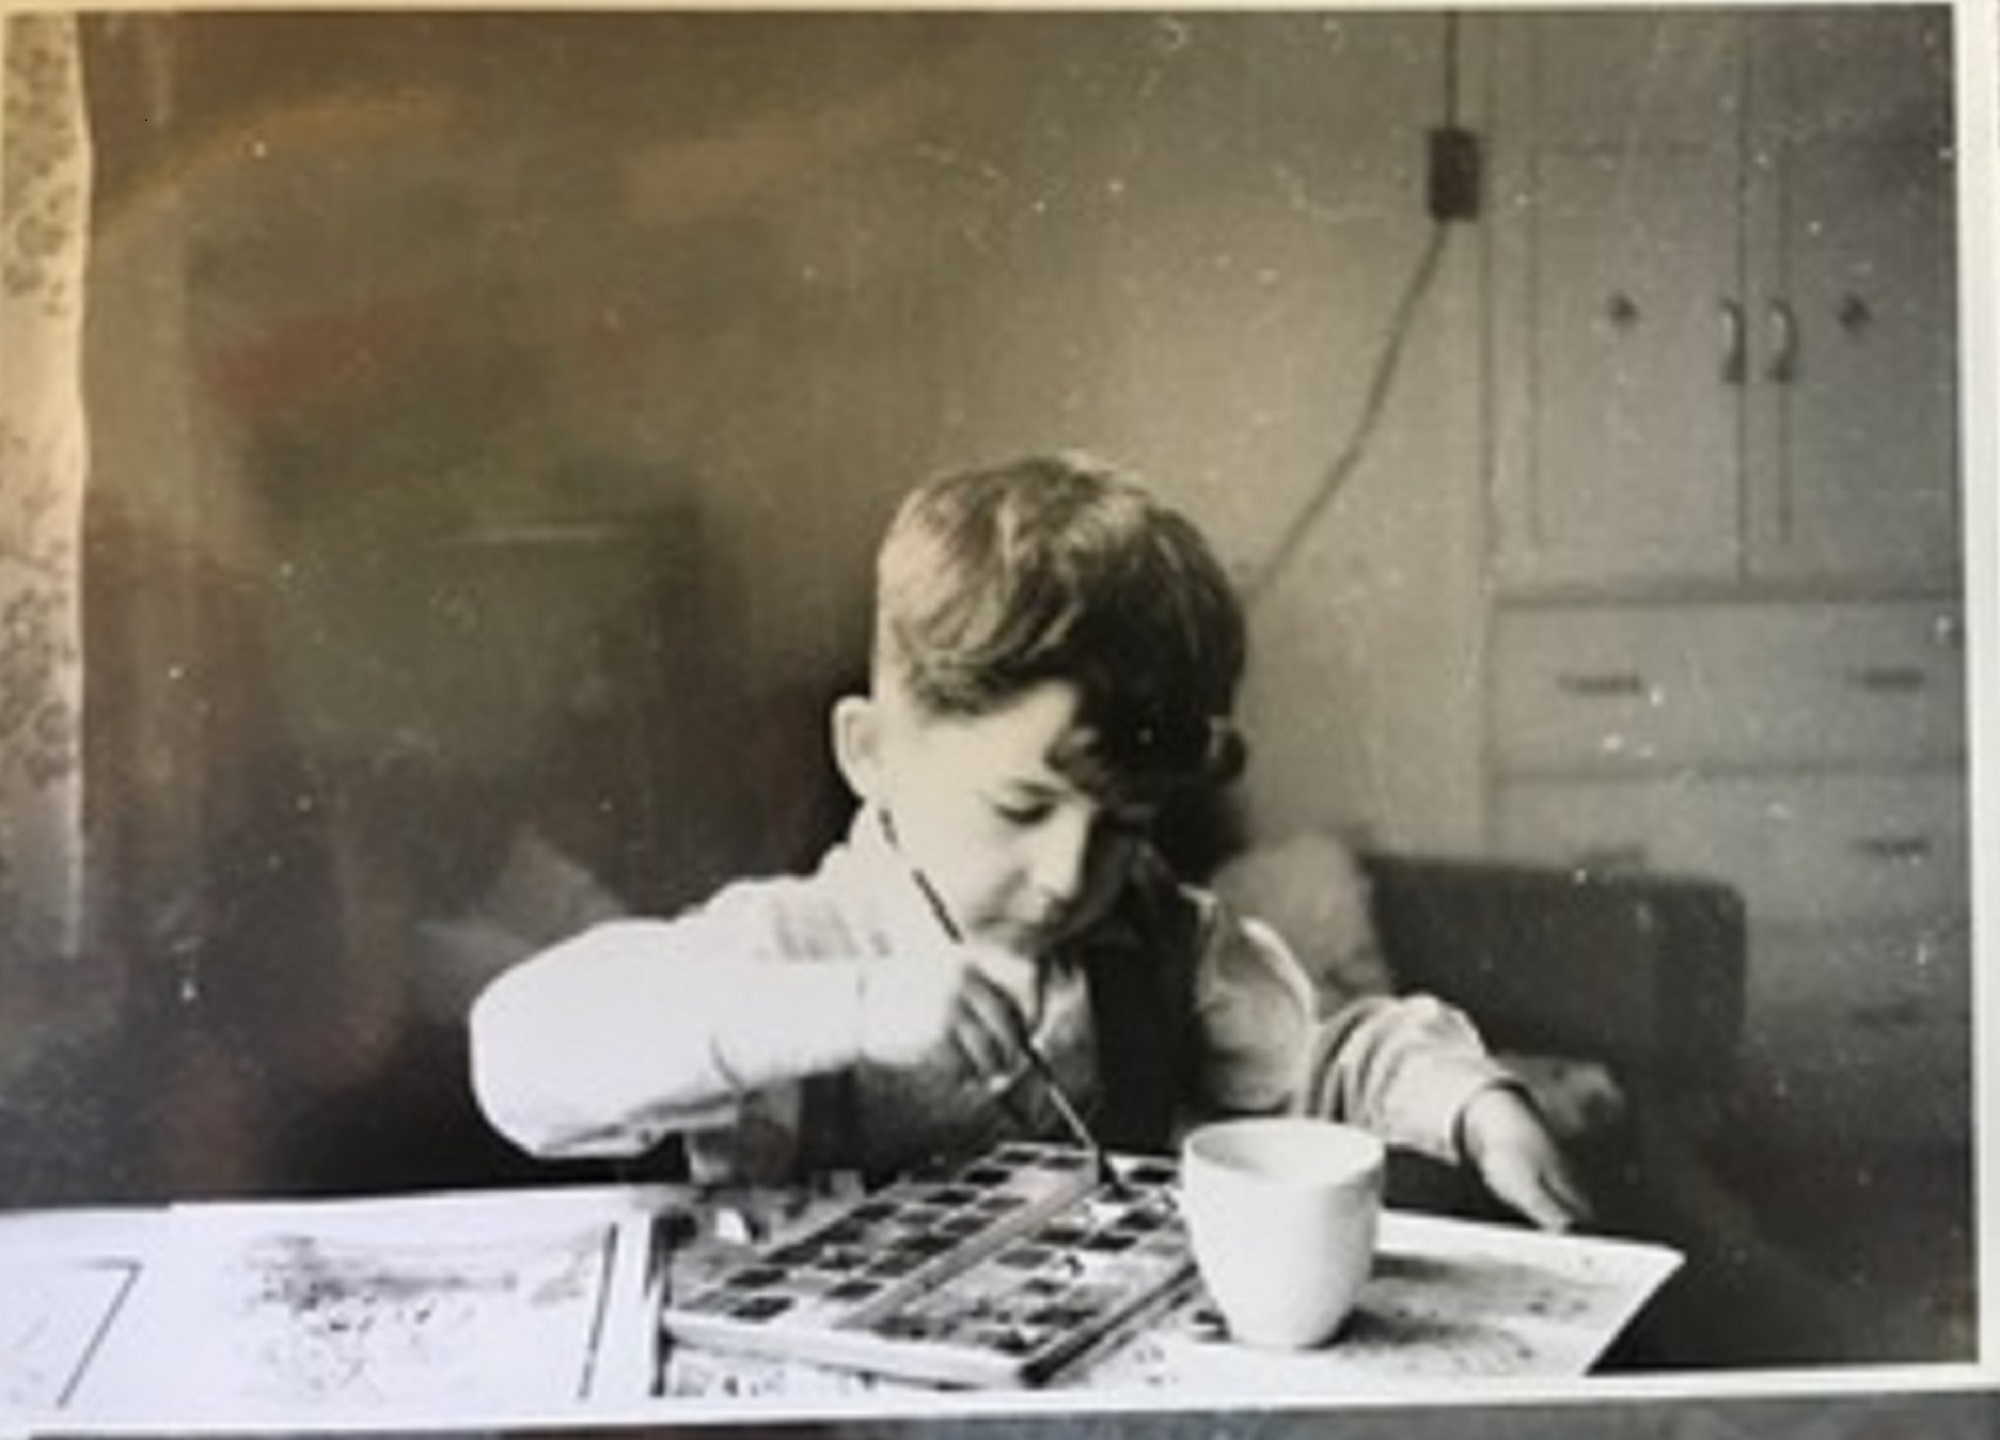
xmin=0 ymin=1 xmax=1991 ymax=1431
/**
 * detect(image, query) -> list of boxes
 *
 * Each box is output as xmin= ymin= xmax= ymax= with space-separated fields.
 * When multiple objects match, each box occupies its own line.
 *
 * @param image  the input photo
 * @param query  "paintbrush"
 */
xmin=1018 ymin=1035 xmax=1125 ymax=1195
xmin=902 ymin=849 xmax=1124 ymax=1194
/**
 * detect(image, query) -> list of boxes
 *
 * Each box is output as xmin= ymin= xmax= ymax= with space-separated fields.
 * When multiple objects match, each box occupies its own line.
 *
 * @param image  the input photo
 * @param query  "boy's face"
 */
xmin=845 ymin=679 xmax=1155 ymax=958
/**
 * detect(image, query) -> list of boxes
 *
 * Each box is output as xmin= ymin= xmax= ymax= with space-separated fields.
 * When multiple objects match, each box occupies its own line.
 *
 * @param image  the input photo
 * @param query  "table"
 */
xmin=0 ymin=1180 xmax=1679 ymax=1430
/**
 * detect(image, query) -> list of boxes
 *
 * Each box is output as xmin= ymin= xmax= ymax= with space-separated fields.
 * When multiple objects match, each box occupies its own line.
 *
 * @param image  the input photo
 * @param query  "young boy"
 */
xmin=470 ymin=454 xmax=1587 ymax=1230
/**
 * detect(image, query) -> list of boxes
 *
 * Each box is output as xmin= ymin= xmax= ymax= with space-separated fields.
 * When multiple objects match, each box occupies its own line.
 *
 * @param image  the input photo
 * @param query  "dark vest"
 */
xmin=1069 ymin=851 xmax=1203 ymax=1155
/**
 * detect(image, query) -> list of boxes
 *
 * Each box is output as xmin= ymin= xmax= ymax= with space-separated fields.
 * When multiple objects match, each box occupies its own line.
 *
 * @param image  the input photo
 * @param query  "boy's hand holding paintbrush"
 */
xmin=852 ymin=943 xmax=1039 ymax=1084
xmin=856 ymin=912 xmax=1120 ymax=1187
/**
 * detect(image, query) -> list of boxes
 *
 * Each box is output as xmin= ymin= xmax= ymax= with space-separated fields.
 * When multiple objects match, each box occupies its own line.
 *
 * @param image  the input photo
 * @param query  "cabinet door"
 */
xmin=1489 ymin=11 xmax=1746 ymax=591
xmin=1745 ymin=132 xmax=1959 ymax=587
xmin=1498 ymin=147 xmax=1744 ymax=590
xmin=1740 ymin=8 xmax=1959 ymax=588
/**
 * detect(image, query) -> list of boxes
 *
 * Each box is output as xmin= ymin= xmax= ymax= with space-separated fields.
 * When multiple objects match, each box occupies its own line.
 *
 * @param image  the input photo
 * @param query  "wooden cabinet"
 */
xmin=1479 ymin=10 xmax=1969 ymax=1156
xmin=1487 ymin=8 xmax=1957 ymax=594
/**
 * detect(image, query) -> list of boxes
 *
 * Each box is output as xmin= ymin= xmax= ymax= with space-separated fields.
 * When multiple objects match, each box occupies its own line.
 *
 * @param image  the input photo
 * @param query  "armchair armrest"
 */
xmin=1359 ymin=854 xmax=1747 ymax=1113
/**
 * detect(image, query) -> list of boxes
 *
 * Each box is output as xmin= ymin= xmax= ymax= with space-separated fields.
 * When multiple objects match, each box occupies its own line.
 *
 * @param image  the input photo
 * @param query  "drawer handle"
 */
xmin=1554 ymin=670 xmax=1648 ymax=698
xmin=1852 ymin=834 xmax=1934 ymax=865
xmin=1850 ymin=997 xmax=1926 ymax=1032
xmin=1845 ymin=664 xmax=1928 ymax=694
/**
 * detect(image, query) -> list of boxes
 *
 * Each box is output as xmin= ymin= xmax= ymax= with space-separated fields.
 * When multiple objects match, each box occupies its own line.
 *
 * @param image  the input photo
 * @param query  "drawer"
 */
xmin=1745 ymin=918 xmax=1971 ymax=1046
xmin=1491 ymin=600 xmax=1966 ymax=772
xmin=1737 ymin=920 xmax=1972 ymax=1150
xmin=1491 ymin=771 xmax=1971 ymax=925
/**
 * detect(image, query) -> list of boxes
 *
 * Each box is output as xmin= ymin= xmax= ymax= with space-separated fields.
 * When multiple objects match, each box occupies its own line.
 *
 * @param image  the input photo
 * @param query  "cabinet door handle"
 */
xmin=1851 ymin=834 xmax=1934 ymax=865
xmin=1719 ymin=298 xmax=1745 ymax=384
xmin=1767 ymin=299 xmax=1800 ymax=383
xmin=1554 ymin=670 xmax=1648 ymax=698
xmin=1844 ymin=664 xmax=1928 ymax=694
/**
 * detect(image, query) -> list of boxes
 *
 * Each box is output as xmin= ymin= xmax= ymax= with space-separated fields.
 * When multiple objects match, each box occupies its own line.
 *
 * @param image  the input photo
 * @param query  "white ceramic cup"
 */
xmin=1180 ymin=1116 xmax=1386 ymax=1349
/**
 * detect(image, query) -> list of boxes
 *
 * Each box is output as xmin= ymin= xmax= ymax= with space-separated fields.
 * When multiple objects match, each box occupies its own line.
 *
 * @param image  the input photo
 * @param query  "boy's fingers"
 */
xmin=957 ymin=969 xmax=1032 ymax=1068
xmin=949 ymin=1020 xmax=1010 ymax=1080
xmin=1545 ymin=1166 xmax=1594 ymax=1228
xmin=1492 ymin=1167 xmax=1559 ymax=1231
xmin=1515 ymin=1162 xmax=1591 ymax=1232
xmin=940 ymin=998 xmax=1018 ymax=1082
xmin=1526 ymin=1183 xmax=1579 ymax=1233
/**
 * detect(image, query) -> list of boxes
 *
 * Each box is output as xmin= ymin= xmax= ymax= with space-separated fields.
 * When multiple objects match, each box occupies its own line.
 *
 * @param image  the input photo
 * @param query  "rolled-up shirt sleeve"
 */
xmin=1187 ymin=907 xmax=1317 ymax=1116
xmin=1187 ymin=896 xmax=1512 ymax=1161
xmin=468 ymin=890 xmax=867 ymax=1159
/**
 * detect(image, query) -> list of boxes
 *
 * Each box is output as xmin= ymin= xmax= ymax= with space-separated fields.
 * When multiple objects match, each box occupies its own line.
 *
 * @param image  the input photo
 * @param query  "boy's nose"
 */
xmin=1027 ymin=810 xmax=1093 ymax=906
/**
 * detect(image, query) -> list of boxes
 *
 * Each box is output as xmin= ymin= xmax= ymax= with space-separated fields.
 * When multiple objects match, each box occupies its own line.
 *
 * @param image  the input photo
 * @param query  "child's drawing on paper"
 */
xmin=211 ymin=1225 xmax=619 ymax=1408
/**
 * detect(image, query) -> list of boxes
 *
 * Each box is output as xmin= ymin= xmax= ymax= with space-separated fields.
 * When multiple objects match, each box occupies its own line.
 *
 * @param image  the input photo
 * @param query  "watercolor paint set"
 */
xmin=659 ymin=1141 xmax=1194 ymax=1387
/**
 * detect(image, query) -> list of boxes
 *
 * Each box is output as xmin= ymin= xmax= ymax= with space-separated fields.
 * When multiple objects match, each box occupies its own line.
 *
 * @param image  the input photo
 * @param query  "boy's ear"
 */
xmin=830 ymin=694 xmax=887 ymax=803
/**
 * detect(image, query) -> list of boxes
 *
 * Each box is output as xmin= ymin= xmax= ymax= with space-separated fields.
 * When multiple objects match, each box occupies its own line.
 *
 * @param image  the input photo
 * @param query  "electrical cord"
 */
xmin=1237 ymin=11 xmax=1466 ymax=609
xmin=1238 ymin=215 xmax=1454 ymax=608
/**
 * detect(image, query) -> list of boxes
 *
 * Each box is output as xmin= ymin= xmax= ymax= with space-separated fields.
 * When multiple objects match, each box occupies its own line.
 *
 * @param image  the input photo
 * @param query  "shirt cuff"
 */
xmin=1393 ymin=1053 xmax=1522 ymax=1164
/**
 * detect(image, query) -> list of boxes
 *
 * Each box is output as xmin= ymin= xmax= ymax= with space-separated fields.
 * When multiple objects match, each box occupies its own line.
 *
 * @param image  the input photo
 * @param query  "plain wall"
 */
xmin=86 ymin=11 xmax=1490 ymax=868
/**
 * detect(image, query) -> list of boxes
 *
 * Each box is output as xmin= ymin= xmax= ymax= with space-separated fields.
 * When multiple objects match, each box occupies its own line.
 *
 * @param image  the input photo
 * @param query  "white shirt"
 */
xmin=469 ymin=808 xmax=1509 ymax=1180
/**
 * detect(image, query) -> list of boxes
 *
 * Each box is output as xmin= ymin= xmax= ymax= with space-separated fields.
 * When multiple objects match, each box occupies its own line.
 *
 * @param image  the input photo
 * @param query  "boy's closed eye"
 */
xmin=985 ymin=790 xmax=1157 ymax=840
xmin=988 ymin=793 xmax=1057 ymax=827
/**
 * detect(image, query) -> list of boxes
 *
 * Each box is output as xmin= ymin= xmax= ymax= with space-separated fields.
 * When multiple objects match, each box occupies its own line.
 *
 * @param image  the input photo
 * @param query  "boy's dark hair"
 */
xmin=874 ymin=453 xmax=1247 ymax=796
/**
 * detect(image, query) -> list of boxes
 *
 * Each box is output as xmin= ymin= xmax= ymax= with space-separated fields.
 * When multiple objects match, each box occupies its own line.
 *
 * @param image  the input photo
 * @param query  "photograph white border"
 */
xmin=0 ymin=0 xmax=1992 ymax=1427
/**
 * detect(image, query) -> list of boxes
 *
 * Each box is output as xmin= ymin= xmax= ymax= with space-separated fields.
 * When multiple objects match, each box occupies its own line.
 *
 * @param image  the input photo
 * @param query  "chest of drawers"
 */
xmin=1485 ymin=599 xmax=1971 ymax=1152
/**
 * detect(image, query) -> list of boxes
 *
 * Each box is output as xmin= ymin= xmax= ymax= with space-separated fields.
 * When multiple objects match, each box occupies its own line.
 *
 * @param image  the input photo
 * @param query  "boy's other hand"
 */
xmin=856 ymin=953 xmax=1031 ymax=1082
xmin=1457 ymin=1084 xmax=1593 ymax=1232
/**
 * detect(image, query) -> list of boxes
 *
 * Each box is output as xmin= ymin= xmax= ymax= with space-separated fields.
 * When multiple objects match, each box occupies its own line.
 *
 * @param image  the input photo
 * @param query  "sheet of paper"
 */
xmin=1076 ymin=1209 xmax=1683 ymax=1393
xmin=71 ymin=1186 xmax=671 ymax=1428
xmin=0 ymin=1208 xmax=159 ymax=1423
